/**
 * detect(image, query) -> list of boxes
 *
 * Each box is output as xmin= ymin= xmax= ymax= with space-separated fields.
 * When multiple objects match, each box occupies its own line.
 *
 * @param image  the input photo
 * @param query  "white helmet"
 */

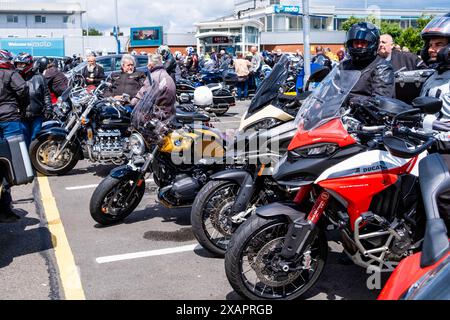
xmin=193 ymin=86 xmax=213 ymax=107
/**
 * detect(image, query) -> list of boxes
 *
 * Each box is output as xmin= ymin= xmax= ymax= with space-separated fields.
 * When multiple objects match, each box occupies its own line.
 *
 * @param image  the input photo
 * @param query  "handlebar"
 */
xmin=383 ymin=126 xmax=436 ymax=159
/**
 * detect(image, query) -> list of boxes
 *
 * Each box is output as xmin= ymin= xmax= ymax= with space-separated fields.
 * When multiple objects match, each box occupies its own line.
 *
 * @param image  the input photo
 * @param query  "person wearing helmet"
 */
xmin=340 ymin=22 xmax=395 ymax=104
xmin=184 ymin=47 xmax=199 ymax=75
xmin=0 ymin=50 xmax=29 ymax=223
xmin=418 ymin=13 xmax=450 ymax=224
xmin=13 ymin=52 xmax=52 ymax=146
xmin=38 ymin=56 xmax=68 ymax=101
xmin=157 ymin=45 xmax=177 ymax=83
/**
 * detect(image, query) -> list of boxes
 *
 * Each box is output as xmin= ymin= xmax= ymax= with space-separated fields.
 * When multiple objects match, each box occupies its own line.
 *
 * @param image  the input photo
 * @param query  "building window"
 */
xmin=289 ymin=16 xmax=302 ymax=31
xmin=63 ymin=16 xmax=70 ymax=23
xmin=35 ymin=15 xmax=46 ymax=23
xmin=270 ymin=0 xmax=280 ymax=4
xmin=266 ymin=15 xmax=273 ymax=32
xmin=7 ymin=15 xmax=19 ymax=23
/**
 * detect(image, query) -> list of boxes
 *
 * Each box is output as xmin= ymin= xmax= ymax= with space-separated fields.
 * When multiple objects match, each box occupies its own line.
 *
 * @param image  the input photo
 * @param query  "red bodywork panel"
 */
xmin=319 ymin=174 xmax=399 ymax=230
xmin=378 ymin=251 xmax=450 ymax=300
xmin=288 ymin=119 xmax=357 ymax=151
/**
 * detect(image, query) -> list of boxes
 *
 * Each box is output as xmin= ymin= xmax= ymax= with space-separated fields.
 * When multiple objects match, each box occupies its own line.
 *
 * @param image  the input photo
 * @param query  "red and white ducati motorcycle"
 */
xmin=224 ymin=67 xmax=443 ymax=300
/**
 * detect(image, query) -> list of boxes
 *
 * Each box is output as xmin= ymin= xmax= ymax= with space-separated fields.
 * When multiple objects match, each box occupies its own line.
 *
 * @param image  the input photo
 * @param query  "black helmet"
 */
xmin=13 ymin=52 xmax=34 ymax=76
xmin=35 ymin=56 xmax=50 ymax=73
xmin=345 ymin=22 xmax=380 ymax=63
xmin=420 ymin=13 xmax=450 ymax=68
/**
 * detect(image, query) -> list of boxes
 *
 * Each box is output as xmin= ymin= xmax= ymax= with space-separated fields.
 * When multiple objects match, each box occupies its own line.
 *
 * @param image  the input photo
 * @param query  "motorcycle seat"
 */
xmin=175 ymin=110 xmax=210 ymax=123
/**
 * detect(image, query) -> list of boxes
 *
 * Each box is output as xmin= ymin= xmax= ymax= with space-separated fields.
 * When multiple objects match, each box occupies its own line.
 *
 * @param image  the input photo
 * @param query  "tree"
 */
xmin=83 ymin=28 xmax=103 ymax=36
xmin=341 ymin=16 xmax=364 ymax=31
xmin=380 ymin=22 xmax=403 ymax=43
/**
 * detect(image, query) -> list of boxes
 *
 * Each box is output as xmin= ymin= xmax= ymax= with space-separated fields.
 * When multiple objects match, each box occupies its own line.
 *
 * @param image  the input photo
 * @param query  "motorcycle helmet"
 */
xmin=13 ymin=52 xmax=34 ymax=76
xmin=0 ymin=50 xmax=14 ymax=69
xmin=36 ymin=56 xmax=50 ymax=73
xmin=174 ymin=51 xmax=182 ymax=61
xmin=157 ymin=45 xmax=171 ymax=59
xmin=193 ymin=86 xmax=213 ymax=108
xmin=421 ymin=13 xmax=450 ymax=68
xmin=186 ymin=47 xmax=194 ymax=56
xmin=345 ymin=22 xmax=380 ymax=63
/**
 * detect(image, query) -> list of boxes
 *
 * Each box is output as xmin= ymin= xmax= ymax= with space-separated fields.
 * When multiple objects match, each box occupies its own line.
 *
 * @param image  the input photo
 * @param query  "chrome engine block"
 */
xmin=92 ymin=129 xmax=126 ymax=160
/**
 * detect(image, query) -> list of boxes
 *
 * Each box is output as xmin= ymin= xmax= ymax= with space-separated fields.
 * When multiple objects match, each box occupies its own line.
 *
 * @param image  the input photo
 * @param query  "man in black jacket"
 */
xmin=339 ymin=22 xmax=395 ymax=104
xmin=103 ymin=54 xmax=146 ymax=103
xmin=0 ymin=50 xmax=29 ymax=223
xmin=14 ymin=52 xmax=52 ymax=145
xmin=378 ymin=34 xmax=426 ymax=71
xmin=312 ymin=46 xmax=333 ymax=69
xmin=81 ymin=54 xmax=105 ymax=86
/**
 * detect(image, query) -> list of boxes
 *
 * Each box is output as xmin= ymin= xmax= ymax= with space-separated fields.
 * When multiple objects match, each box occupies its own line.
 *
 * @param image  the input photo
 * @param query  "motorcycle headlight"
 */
xmin=290 ymin=144 xmax=338 ymax=158
xmin=130 ymin=133 xmax=146 ymax=156
xmin=245 ymin=118 xmax=283 ymax=131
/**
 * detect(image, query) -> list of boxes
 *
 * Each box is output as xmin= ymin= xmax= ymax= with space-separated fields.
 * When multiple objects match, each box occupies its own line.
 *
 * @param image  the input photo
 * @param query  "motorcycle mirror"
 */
xmin=308 ymin=66 xmax=331 ymax=84
xmin=412 ymin=96 xmax=442 ymax=115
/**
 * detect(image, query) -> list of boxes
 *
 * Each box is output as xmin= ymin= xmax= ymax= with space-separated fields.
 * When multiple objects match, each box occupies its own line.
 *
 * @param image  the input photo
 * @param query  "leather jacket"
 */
xmin=339 ymin=55 xmax=395 ymax=104
xmin=23 ymin=72 xmax=52 ymax=118
xmin=103 ymin=70 xmax=146 ymax=99
xmin=0 ymin=68 xmax=29 ymax=122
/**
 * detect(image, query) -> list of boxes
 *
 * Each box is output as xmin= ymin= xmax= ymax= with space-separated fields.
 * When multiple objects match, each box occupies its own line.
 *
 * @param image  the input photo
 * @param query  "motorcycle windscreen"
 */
xmin=294 ymin=68 xmax=361 ymax=131
xmin=246 ymin=54 xmax=290 ymax=119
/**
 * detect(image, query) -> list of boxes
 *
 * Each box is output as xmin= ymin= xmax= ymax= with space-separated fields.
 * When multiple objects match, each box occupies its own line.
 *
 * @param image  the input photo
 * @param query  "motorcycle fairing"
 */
xmin=315 ymin=150 xmax=422 ymax=230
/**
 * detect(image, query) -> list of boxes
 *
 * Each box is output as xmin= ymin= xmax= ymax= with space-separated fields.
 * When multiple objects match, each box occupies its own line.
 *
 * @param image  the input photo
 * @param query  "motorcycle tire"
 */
xmin=213 ymin=107 xmax=229 ymax=116
xmin=30 ymin=137 xmax=79 ymax=176
xmin=225 ymin=214 xmax=328 ymax=300
xmin=90 ymin=176 xmax=145 ymax=226
xmin=191 ymin=180 xmax=240 ymax=257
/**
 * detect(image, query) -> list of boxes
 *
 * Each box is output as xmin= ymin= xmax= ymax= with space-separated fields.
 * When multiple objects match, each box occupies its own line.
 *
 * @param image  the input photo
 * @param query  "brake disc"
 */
xmin=253 ymin=238 xmax=302 ymax=287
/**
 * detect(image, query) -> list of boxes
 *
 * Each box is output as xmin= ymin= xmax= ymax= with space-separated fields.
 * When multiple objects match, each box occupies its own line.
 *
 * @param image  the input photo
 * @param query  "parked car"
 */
xmin=66 ymin=54 xmax=149 ymax=78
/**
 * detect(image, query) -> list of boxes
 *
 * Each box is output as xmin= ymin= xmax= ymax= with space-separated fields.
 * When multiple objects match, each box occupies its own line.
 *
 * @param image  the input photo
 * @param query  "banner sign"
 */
xmin=274 ymin=5 xmax=301 ymax=15
xmin=0 ymin=38 xmax=65 ymax=56
xmin=130 ymin=26 xmax=163 ymax=47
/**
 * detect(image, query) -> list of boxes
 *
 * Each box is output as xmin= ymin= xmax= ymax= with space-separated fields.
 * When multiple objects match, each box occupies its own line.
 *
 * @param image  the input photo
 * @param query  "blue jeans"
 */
xmin=237 ymin=79 xmax=249 ymax=99
xmin=24 ymin=116 xmax=44 ymax=146
xmin=0 ymin=121 xmax=26 ymax=208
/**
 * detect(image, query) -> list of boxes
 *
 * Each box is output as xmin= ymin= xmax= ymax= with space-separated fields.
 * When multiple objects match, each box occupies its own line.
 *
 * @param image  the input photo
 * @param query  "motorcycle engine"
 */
xmin=92 ymin=129 xmax=125 ymax=160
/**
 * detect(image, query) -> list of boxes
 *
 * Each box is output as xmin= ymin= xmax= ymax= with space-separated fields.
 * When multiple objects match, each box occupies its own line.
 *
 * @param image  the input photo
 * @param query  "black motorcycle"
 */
xmin=176 ymin=74 xmax=235 ymax=116
xmin=30 ymin=81 xmax=133 ymax=176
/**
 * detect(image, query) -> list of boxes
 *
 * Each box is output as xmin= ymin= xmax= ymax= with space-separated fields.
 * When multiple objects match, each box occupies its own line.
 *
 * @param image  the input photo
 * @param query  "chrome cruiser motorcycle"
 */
xmin=30 ymin=81 xmax=133 ymax=176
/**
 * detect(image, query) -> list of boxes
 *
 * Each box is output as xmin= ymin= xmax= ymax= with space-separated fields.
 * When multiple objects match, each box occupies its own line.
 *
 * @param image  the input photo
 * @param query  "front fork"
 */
xmin=281 ymin=190 xmax=330 ymax=260
xmin=123 ymin=147 xmax=158 ymax=204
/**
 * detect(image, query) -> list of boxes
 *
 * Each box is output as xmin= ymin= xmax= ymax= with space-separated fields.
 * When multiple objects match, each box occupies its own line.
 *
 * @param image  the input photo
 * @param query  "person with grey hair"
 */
xmin=103 ymin=53 xmax=146 ymax=102
xmin=81 ymin=53 xmax=105 ymax=86
xmin=131 ymin=53 xmax=176 ymax=122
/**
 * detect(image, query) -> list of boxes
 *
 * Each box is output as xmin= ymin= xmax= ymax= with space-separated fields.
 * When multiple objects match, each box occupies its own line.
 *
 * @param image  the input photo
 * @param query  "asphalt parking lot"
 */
xmin=0 ymin=100 xmax=385 ymax=300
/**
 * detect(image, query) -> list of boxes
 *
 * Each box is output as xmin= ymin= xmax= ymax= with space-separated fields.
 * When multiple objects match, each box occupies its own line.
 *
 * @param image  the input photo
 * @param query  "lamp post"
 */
xmin=302 ymin=0 xmax=311 ymax=85
xmin=114 ymin=0 xmax=121 ymax=53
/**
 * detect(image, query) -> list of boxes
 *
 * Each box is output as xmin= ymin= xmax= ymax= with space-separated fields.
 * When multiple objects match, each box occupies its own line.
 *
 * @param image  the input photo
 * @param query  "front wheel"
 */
xmin=30 ymin=137 xmax=79 ymax=176
xmin=90 ymin=176 xmax=146 ymax=225
xmin=225 ymin=215 xmax=328 ymax=300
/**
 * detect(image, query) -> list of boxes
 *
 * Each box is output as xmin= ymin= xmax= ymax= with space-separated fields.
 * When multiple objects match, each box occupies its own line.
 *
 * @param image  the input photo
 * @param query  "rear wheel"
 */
xmin=225 ymin=215 xmax=328 ymax=300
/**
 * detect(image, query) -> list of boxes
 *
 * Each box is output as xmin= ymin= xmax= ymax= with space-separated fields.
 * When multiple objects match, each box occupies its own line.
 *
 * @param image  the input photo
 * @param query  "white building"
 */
xmin=0 ymin=1 xmax=84 ymax=38
xmin=195 ymin=0 xmax=449 ymax=55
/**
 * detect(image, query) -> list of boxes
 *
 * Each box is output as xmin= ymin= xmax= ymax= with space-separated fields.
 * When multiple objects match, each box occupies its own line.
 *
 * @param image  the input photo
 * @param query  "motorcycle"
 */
xmin=378 ymin=142 xmax=449 ymax=300
xmin=224 ymin=66 xmax=444 ymax=300
xmin=89 ymin=103 xmax=226 ymax=225
xmin=30 ymin=80 xmax=134 ymax=176
xmin=176 ymin=72 xmax=235 ymax=116
xmin=89 ymin=56 xmax=308 ymax=226
xmin=190 ymin=57 xmax=330 ymax=257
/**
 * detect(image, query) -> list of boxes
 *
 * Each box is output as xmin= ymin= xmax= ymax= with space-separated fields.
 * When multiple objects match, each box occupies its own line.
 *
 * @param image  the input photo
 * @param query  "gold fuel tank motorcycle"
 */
xmin=89 ymin=103 xmax=226 ymax=225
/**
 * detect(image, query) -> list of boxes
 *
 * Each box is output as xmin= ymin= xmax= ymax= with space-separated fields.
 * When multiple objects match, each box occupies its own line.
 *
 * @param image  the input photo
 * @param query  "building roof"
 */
xmin=0 ymin=2 xmax=85 ymax=14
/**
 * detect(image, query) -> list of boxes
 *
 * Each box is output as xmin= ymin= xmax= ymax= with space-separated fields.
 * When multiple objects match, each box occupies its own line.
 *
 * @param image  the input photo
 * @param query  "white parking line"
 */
xmin=65 ymin=178 xmax=154 ymax=191
xmin=96 ymin=244 xmax=201 ymax=264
